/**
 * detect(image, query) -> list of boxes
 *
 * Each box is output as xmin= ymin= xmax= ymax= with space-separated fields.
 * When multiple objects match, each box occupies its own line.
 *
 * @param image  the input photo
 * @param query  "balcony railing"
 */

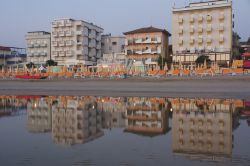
xmin=66 ymin=50 xmax=74 ymax=57
xmin=59 ymin=41 xmax=65 ymax=47
xmin=65 ymin=31 xmax=73 ymax=37
xmin=59 ymin=31 xmax=65 ymax=37
xmin=59 ymin=51 xmax=66 ymax=57
xmin=52 ymin=41 xmax=58 ymax=47
xmin=65 ymin=40 xmax=74 ymax=46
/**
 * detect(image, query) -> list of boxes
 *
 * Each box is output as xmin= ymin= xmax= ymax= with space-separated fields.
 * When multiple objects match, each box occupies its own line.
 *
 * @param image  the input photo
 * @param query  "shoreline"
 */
xmin=0 ymin=75 xmax=249 ymax=99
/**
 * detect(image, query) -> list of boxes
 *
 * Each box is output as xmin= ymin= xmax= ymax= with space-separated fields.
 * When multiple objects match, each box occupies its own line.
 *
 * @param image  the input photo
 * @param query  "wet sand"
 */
xmin=0 ymin=75 xmax=250 ymax=99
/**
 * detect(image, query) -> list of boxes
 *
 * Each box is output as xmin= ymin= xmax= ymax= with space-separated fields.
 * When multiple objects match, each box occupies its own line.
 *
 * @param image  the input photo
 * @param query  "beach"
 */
xmin=0 ymin=75 xmax=249 ymax=99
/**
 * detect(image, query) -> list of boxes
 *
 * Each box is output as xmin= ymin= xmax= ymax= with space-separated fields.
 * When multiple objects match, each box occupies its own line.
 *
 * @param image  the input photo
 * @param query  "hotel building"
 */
xmin=51 ymin=18 xmax=103 ymax=66
xmin=172 ymin=0 xmax=233 ymax=65
xmin=124 ymin=27 xmax=171 ymax=65
xmin=25 ymin=31 xmax=51 ymax=65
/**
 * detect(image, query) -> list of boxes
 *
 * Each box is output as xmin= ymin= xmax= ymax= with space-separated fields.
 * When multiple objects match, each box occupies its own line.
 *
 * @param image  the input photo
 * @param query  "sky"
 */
xmin=0 ymin=0 xmax=249 ymax=47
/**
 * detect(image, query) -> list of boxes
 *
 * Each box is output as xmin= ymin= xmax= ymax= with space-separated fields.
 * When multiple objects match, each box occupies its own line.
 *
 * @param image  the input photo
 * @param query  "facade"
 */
xmin=172 ymin=0 xmax=233 ymax=65
xmin=124 ymin=26 xmax=171 ymax=65
xmin=100 ymin=34 xmax=126 ymax=64
xmin=240 ymin=37 xmax=250 ymax=53
xmin=51 ymin=18 xmax=103 ymax=66
xmin=25 ymin=31 xmax=51 ymax=65
xmin=0 ymin=46 xmax=26 ymax=66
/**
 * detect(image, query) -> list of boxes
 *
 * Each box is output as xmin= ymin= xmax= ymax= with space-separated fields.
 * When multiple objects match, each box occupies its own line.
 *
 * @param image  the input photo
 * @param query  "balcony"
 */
xmin=65 ymin=40 xmax=74 ymax=46
xmin=27 ymin=44 xmax=34 ymax=48
xmin=206 ymin=15 xmax=212 ymax=22
xmin=52 ymin=22 xmax=59 ymax=28
xmin=96 ymin=35 xmax=101 ymax=41
xmin=179 ymin=39 xmax=183 ymax=45
xmin=59 ymin=31 xmax=65 ymax=37
xmin=143 ymin=38 xmax=152 ymax=44
xmin=77 ymin=41 xmax=83 ymax=45
xmin=135 ymin=38 xmax=142 ymax=44
xmin=207 ymin=25 xmax=212 ymax=32
xmin=207 ymin=38 xmax=212 ymax=43
xmin=52 ymin=51 xmax=58 ymax=57
xmin=59 ymin=41 xmax=65 ymax=47
xmin=135 ymin=50 xmax=142 ymax=55
xmin=179 ymin=29 xmax=183 ymax=35
xmin=219 ymin=36 xmax=224 ymax=43
xmin=96 ymin=51 xmax=101 ymax=58
xmin=76 ymin=31 xmax=83 ymax=36
xmin=66 ymin=50 xmax=74 ymax=57
xmin=89 ymin=32 xmax=96 ymax=39
xmin=157 ymin=47 xmax=161 ymax=54
xmin=198 ymin=38 xmax=203 ymax=44
xmin=59 ymin=51 xmax=66 ymax=57
xmin=96 ymin=44 xmax=101 ymax=49
xmin=52 ymin=41 xmax=58 ymax=47
xmin=65 ymin=20 xmax=73 ymax=27
xmin=65 ymin=31 xmax=73 ymax=37
xmin=190 ymin=38 xmax=194 ymax=45
xmin=178 ymin=17 xmax=183 ymax=24
xmin=190 ymin=27 xmax=194 ymax=34
xmin=52 ymin=32 xmax=58 ymax=37
xmin=40 ymin=42 xmax=47 ymax=47
xmin=219 ymin=13 xmax=225 ymax=20
xmin=58 ymin=21 xmax=65 ymax=27
xmin=143 ymin=48 xmax=151 ymax=54
xmin=89 ymin=40 xmax=96 ymax=48
xmin=198 ymin=27 xmax=203 ymax=33
xmin=219 ymin=24 xmax=224 ymax=31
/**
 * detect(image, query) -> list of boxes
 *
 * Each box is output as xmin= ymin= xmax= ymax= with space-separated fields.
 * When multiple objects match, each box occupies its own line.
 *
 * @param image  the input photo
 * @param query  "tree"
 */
xmin=195 ymin=55 xmax=211 ymax=65
xmin=46 ymin=60 xmax=57 ymax=66
xmin=26 ymin=62 xmax=35 ymax=69
xmin=157 ymin=56 xmax=166 ymax=70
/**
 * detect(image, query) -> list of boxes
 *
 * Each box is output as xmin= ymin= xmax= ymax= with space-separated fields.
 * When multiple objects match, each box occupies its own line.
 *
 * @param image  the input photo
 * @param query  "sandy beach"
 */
xmin=0 ymin=75 xmax=249 ymax=99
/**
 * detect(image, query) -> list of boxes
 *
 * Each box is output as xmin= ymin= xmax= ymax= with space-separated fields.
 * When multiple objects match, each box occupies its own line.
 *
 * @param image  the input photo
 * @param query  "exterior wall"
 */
xmin=51 ymin=19 xmax=103 ymax=66
xmin=26 ymin=32 xmax=51 ymax=65
xmin=172 ymin=0 xmax=232 ymax=64
xmin=125 ymin=32 xmax=169 ymax=62
xmin=101 ymin=35 xmax=125 ymax=54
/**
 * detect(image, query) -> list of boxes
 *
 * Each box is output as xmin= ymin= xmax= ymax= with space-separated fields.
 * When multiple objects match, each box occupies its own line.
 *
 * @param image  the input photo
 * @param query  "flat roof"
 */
xmin=27 ymin=31 xmax=51 ymax=34
xmin=173 ymin=0 xmax=231 ymax=12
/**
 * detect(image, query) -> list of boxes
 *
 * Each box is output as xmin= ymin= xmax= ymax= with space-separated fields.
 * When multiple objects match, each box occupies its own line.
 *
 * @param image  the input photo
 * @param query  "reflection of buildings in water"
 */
xmin=124 ymin=97 xmax=170 ymax=137
xmin=52 ymin=96 xmax=103 ymax=146
xmin=27 ymin=97 xmax=52 ymax=133
xmin=0 ymin=96 xmax=27 ymax=117
xmin=171 ymin=98 xmax=234 ymax=159
xmin=97 ymin=97 xmax=126 ymax=129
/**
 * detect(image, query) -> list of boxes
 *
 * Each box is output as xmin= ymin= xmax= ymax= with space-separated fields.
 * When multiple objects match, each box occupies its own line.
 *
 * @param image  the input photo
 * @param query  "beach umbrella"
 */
xmin=178 ymin=61 xmax=182 ymax=70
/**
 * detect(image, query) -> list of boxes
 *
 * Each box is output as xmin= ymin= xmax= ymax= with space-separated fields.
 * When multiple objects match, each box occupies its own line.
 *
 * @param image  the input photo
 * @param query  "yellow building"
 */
xmin=172 ymin=0 xmax=233 ymax=65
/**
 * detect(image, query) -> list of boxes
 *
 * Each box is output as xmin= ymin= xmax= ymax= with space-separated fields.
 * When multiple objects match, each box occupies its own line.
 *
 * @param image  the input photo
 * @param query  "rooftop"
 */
xmin=27 ymin=31 xmax=51 ymax=35
xmin=123 ymin=26 xmax=171 ymax=36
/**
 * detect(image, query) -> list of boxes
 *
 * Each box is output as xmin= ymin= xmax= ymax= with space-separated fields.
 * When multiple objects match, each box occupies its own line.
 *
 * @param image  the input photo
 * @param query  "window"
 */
xmin=112 ymin=42 xmax=117 ymax=45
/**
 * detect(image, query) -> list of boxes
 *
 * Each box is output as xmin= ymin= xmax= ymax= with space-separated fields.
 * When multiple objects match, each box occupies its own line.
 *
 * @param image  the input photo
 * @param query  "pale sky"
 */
xmin=0 ymin=0 xmax=249 ymax=47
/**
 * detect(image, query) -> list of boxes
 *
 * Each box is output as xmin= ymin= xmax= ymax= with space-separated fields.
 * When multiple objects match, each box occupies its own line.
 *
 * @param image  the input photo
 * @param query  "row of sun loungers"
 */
xmin=0 ymin=68 xmax=249 ymax=80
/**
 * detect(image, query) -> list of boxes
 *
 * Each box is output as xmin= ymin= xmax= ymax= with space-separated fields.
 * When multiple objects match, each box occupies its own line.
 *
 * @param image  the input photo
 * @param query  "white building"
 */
xmin=51 ymin=18 xmax=103 ymax=66
xmin=26 ymin=31 xmax=51 ymax=65
xmin=99 ymin=34 xmax=126 ymax=64
xmin=172 ymin=0 xmax=233 ymax=65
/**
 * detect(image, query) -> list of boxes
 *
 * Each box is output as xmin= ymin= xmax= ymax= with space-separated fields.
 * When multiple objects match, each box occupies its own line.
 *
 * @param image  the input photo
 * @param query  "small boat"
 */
xmin=15 ymin=74 xmax=47 ymax=80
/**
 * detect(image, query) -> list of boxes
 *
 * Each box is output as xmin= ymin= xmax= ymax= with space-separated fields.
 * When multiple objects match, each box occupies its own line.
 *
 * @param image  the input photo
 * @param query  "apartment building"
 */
xmin=100 ymin=34 xmax=126 ymax=64
xmin=51 ymin=18 xmax=103 ymax=66
xmin=171 ymin=98 xmax=233 ymax=159
xmin=124 ymin=26 xmax=171 ymax=65
xmin=172 ymin=0 xmax=233 ymax=65
xmin=25 ymin=31 xmax=51 ymax=65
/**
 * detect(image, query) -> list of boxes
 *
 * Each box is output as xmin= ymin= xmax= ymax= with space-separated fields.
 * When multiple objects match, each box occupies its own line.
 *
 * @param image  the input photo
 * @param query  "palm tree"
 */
xmin=46 ymin=60 xmax=57 ymax=66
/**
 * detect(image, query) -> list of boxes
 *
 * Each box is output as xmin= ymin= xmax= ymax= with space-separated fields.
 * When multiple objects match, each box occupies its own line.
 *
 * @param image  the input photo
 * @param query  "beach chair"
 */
xmin=181 ymin=69 xmax=191 ymax=77
xmin=222 ymin=68 xmax=233 ymax=76
xmin=232 ymin=68 xmax=243 ymax=75
xmin=156 ymin=70 xmax=166 ymax=78
xmin=171 ymin=69 xmax=180 ymax=76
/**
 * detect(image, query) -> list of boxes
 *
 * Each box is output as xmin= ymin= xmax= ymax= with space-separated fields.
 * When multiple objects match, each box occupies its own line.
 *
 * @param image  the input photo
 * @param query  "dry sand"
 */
xmin=0 ymin=75 xmax=249 ymax=99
